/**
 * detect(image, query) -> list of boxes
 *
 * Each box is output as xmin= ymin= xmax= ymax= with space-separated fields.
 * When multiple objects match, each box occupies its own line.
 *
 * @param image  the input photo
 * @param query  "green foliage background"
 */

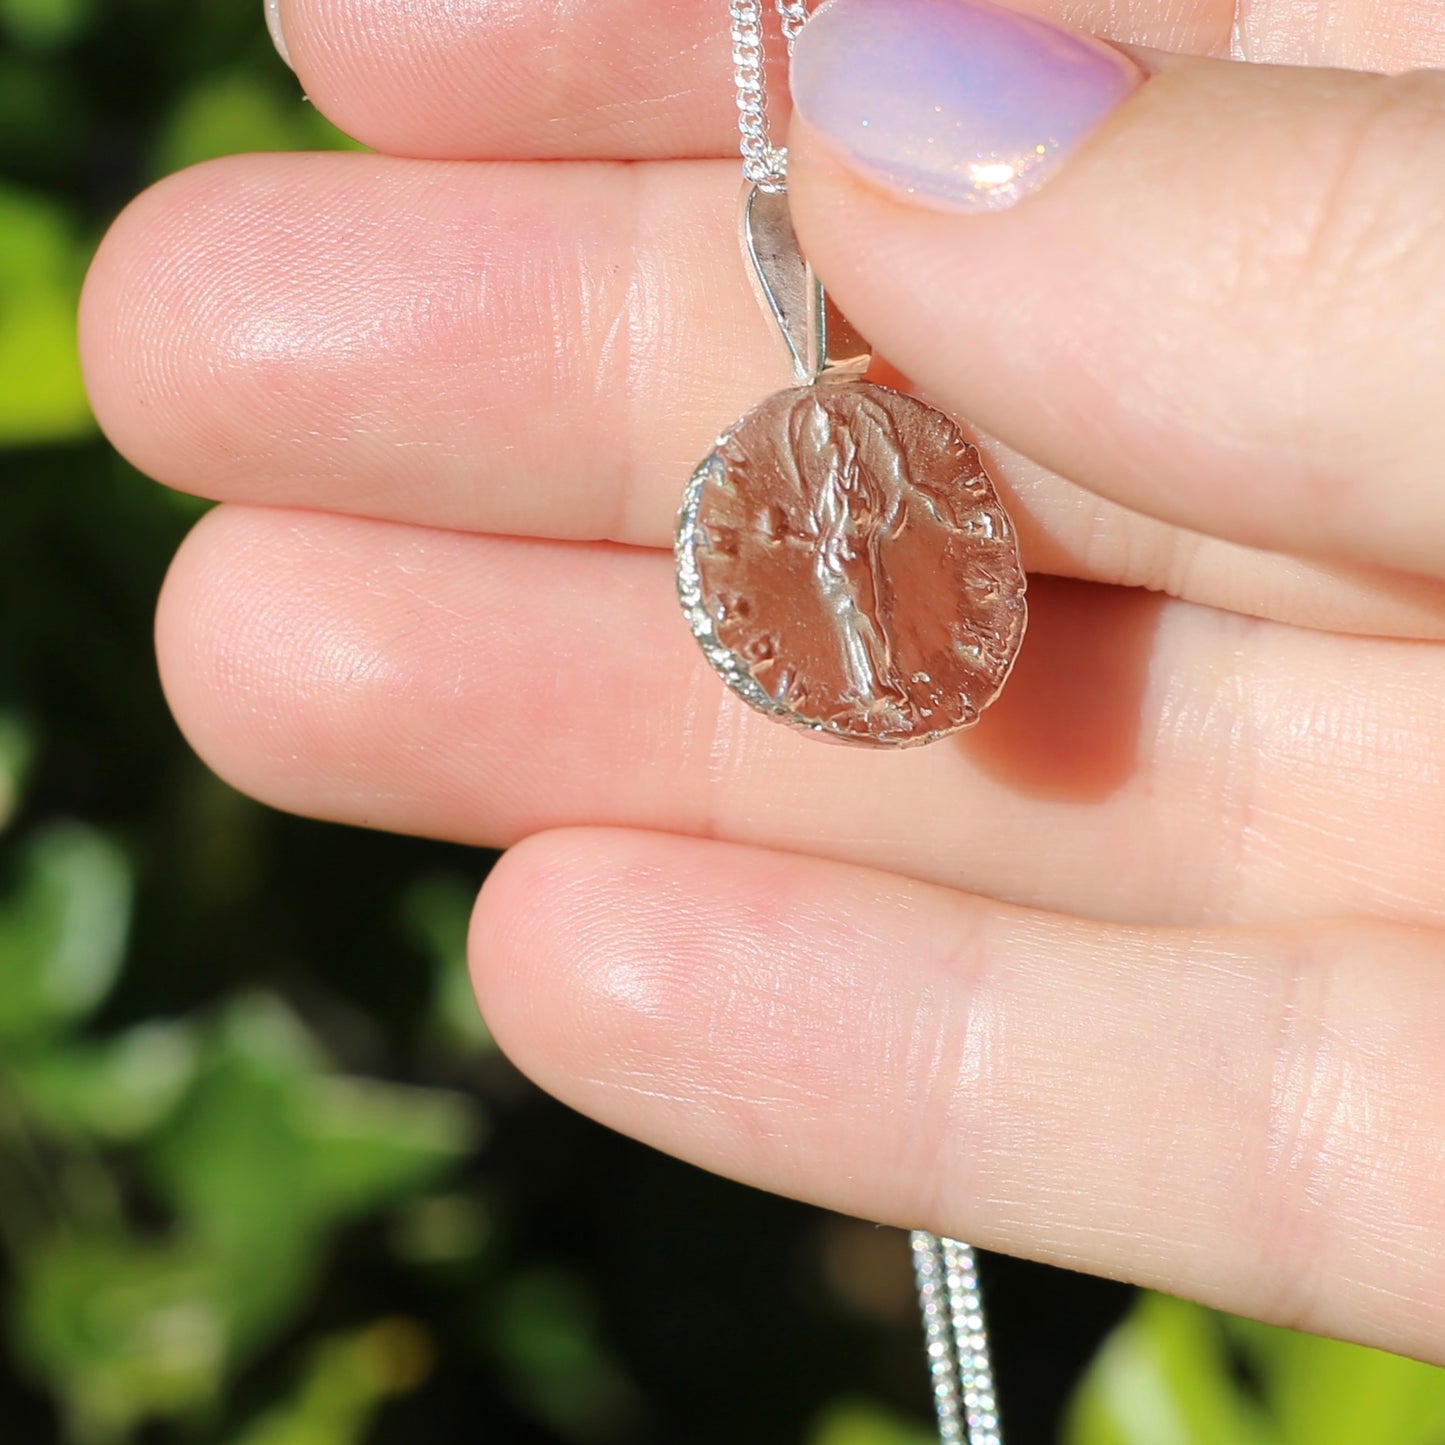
xmin=1 ymin=0 xmax=1442 ymax=1440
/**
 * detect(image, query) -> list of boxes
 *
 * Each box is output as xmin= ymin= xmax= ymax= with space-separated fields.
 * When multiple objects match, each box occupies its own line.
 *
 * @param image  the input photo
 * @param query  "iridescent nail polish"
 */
xmin=790 ymin=0 xmax=1142 ymax=211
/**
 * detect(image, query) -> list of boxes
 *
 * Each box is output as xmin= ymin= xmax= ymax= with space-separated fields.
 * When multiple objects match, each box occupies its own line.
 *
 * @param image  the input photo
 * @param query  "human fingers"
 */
xmin=267 ymin=0 xmax=1445 ymax=162
xmin=81 ymin=153 xmax=1445 ymax=637
xmin=471 ymin=825 xmax=1445 ymax=1363
xmin=158 ymin=504 xmax=1445 ymax=931
xmin=787 ymin=12 xmax=1445 ymax=580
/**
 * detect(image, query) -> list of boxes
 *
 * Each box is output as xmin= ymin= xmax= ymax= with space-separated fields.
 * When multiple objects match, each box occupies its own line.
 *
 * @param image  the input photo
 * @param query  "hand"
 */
xmin=80 ymin=0 xmax=1445 ymax=1364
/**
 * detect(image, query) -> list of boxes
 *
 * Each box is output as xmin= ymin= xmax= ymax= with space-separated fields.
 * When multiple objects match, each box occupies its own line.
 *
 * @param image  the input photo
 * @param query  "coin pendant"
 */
xmin=676 ymin=379 xmax=1027 ymax=748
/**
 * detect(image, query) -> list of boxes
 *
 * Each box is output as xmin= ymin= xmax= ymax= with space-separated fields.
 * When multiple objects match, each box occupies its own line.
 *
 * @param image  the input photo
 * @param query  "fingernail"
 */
xmin=790 ymin=0 xmax=1141 ymax=212
xmin=265 ymin=0 xmax=294 ymax=69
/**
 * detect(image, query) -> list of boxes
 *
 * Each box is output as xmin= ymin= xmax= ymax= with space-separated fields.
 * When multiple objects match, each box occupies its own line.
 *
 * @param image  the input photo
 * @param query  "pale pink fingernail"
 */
xmin=790 ymin=0 xmax=1142 ymax=211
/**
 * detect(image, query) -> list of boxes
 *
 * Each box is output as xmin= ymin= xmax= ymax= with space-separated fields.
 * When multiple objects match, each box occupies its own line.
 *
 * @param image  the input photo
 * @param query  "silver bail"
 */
xmin=741 ymin=183 xmax=871 ymax=385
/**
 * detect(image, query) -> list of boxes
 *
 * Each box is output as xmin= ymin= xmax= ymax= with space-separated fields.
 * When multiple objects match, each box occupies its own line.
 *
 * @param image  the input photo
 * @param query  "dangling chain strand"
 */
xmin=910 ymin=1234 xmax=1004 ymax=1445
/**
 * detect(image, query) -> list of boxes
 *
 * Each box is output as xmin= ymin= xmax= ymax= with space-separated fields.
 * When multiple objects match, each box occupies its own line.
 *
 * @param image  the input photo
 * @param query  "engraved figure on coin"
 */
xmin=791 ymin=391 xmax=910 ymax=720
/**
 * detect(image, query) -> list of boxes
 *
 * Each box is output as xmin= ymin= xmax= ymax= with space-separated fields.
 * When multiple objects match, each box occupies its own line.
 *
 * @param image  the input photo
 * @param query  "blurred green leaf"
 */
xmin=0 ymin=710 xmax=35 ymax=831
xmin=0 ymin=0 xmax=93 ymax=50
xmin=0 ymin=185 xmax=94 ymax=446
xmin=807 ymin=1398 xmax=935 ymax=1445
xmin=14 ymin=1018 xmax=200 ymax=1141
xmin=400 ymin=874 xmax=496 ymax=1056
xmin=151 ymin=70 xmax=363 ymax=175
xmin=0 ymin=56 xmax=85 ymax=181
xmin=0 ymin=181 xmax=76 ymax=289
xmin=1067 ymin=1291 xmax=1445 ymax=1445
xmin=13 ymin=1235 xmax=229 ymax=1443
xmin=144 ymin=992 xmax=317 ymax=1248
xmin=0 ymin=822 xmax=131 ymax=1042
xmin=136 ymin=997 xmax=320 ymax=1346
xmin=149 ymin=994 xmax=476 ymax=1239
xmin=297 ymin=1074 xmax=479 ymax=1219
xmin=143 ymin=994 xmax=476 ymax=1348
xmin=233 ymin=1319 xmax=434 ymax=1445
xmin=390 ymin=1191 xmax=491 ymax=1266
xmin=1225 ymin=1314 xmax=1445 ymax=1445
xmin=491 ymin=1268 xmax=643 ymax=1443
xmin=1064 ymin=1294 xmax=1278 ymax=1445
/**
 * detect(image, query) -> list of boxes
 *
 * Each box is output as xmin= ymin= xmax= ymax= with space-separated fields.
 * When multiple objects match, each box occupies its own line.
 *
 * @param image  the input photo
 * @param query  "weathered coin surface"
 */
xmin=676 ymin=380 xmax=1027 ymax=747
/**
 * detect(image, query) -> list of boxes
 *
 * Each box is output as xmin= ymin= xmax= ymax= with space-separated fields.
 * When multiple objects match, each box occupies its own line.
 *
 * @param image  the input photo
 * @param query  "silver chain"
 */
xmin=911 ymin=1234 xmax=1004 ymax=1445
xmin=730 ymin=0 xmax=810 ymax=190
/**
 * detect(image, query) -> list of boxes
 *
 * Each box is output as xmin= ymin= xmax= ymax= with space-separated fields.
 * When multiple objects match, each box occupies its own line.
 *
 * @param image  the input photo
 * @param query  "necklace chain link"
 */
xmin=730 ymin=0 xmax=809 ymax=189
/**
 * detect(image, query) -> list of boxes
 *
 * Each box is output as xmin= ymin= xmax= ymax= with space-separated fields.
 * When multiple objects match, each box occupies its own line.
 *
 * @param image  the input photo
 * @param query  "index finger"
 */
xmin=273 ymin=0 xmax=1237 ymax=161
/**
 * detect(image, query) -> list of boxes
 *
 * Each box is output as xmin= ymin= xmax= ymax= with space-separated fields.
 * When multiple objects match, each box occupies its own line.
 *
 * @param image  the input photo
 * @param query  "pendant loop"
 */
xmin=741 ymin=183 xmax=871 ymax=384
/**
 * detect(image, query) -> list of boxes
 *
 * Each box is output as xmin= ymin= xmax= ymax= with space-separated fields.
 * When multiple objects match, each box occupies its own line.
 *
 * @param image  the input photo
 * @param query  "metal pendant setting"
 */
xmin=676 ymin=185 xmax=1027 ymax=748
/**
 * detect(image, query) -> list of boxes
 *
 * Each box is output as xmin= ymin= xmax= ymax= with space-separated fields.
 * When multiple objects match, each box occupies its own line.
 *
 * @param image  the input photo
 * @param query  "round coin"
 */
xmin=676 ymin=380 xmax=1027 ymax=747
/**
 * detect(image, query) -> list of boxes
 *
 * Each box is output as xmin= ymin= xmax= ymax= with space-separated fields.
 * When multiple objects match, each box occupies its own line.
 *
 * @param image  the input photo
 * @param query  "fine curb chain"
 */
xmin=730 ymin=0 xmax=809 ymax=189
xmin=727 ymin=5 xmax=1005 ymax=1439
xmin=911 ymin=1234 xmax=1004 ymax=1445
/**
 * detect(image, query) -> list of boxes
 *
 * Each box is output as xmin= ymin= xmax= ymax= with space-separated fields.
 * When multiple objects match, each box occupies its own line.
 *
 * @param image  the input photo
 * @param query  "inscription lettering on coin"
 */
xmin=676 ymin=381 xmax=1027 ymax=747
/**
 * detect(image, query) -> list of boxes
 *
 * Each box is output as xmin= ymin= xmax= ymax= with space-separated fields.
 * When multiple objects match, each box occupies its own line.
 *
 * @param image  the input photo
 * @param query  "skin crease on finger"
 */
xmin=467 ymin=825 xmax=1445 ymax=1363
xmin=78 ymin=152 xmax=1445 ymax=639
xmin=156 ymin=504 xmax=1445 ymax=934
xmin=270 ymin=0 xmax=1445 ymax=159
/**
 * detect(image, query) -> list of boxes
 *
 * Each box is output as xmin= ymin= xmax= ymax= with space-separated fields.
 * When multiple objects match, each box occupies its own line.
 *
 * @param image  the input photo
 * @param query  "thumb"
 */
xmin=787 ymin=0 xmax=1445 ymax=579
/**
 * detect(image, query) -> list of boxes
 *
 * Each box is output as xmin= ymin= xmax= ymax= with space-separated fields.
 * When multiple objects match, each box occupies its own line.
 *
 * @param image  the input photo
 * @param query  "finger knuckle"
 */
xmin=1289 ymin=71 xmax=1445 ymax=302
xmin=1236 ymin=71 xmax=1445 ymax=520
xmin=1252 ymin=924 xmax=1445 ymax=1335
xmin=1250 ymin=930 xmax=1360 ymax=1330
